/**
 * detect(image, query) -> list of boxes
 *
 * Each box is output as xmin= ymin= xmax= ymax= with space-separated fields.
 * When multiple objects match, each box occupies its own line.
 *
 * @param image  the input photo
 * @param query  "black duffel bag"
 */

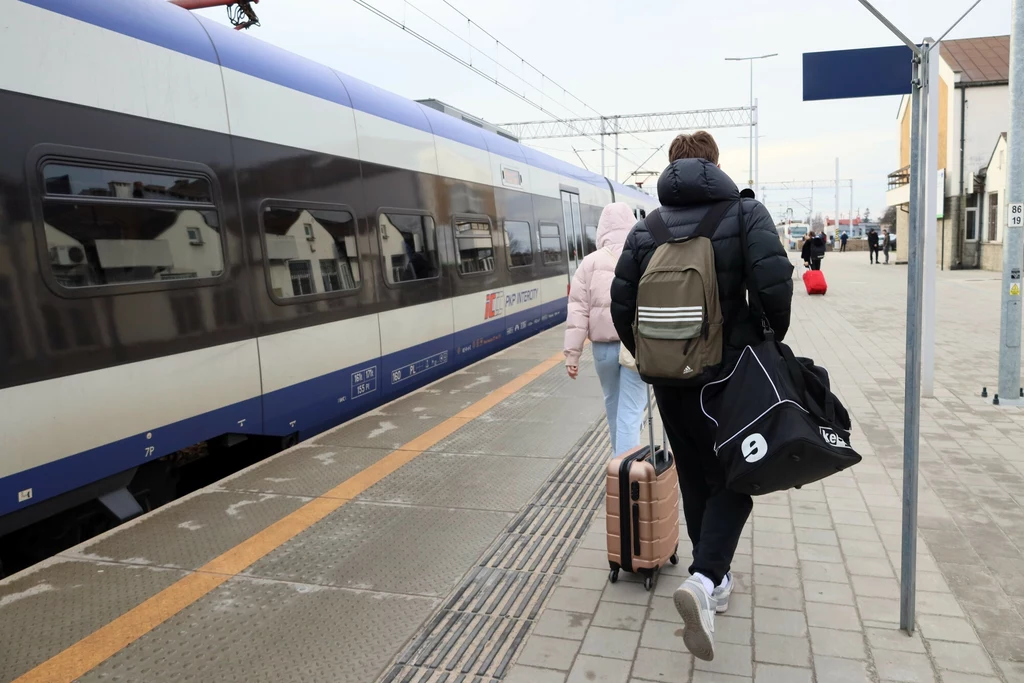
xmin=699 ymin=337 xmax=861 ymax=495
xmin=698 ymin=199 xmax=861 ymax=496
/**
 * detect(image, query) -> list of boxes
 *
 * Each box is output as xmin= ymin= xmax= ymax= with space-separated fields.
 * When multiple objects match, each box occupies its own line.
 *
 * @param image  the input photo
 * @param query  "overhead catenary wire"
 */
xmin=349 ymin=0 xmax=653 ymax=180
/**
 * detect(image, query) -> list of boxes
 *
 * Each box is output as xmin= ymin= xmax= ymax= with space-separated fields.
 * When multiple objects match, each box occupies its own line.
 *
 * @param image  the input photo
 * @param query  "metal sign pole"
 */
xmin=922 ymin=41 xmax=940 ymax=399
xmin=900 ymin=45 xmax=928 ymax=634
xmin=997 ymin=0 xmax=1024 ymax=404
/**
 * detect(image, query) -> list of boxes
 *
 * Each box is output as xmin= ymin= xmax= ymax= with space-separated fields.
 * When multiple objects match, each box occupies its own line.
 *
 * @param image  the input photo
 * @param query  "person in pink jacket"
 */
xmin=564 ymin=202 xmax=647 ymax=455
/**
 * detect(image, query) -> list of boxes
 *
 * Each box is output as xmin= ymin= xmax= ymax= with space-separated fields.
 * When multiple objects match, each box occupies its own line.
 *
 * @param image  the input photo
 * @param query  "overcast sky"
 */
xmin=194 ymin=0 xmax=1010 ymax=222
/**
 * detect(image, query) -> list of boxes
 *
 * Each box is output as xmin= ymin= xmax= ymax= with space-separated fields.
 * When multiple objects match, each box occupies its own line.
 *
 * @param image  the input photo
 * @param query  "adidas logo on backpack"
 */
xmin=633 ymin=202 xmax=732 ymax=387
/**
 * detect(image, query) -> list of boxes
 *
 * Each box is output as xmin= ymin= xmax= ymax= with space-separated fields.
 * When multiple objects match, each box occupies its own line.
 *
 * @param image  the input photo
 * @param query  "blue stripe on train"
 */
xmin=0 ymin=297 xmax=567 ymax=518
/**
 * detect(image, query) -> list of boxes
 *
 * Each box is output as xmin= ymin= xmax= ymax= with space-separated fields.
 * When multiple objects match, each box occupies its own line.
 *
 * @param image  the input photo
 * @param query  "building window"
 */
xmin=39 ymin=162 xmax=223 ymax=289
xmin=965 ymin=194 xmax=978 ymax=241
xmin=262 ymin=205 xmax=360 ymax=300
xmin=288 ymin=260 xmax=314 ymax=296
xmin=539 ymin=223 xmax=562 ymax=264
xmin=583 ymin=225 xmax=598 ymax=255
xmin=504 ymin=220 xmax=533 ymax=267
xmin=453 ymin=217 xmax=495 ymax=275
xmin=379 ymin=212 xmax=438 ymax=284
xmin=988 ymin=193 xmax=999 ymax=242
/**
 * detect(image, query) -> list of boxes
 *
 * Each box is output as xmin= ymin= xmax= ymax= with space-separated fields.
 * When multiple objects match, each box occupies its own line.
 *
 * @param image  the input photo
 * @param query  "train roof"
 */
xmin=21 ymin=0 xmax=655 ymax=206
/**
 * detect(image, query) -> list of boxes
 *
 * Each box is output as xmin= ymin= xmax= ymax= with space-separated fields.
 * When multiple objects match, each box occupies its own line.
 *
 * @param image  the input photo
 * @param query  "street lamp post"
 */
xmin=726 ymin=53 xmax=777 ymax=190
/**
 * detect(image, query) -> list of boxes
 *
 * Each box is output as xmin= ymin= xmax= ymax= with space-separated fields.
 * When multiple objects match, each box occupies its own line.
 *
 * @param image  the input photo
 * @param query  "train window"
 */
xmin=504 ymin=221 xmax=533 ymax=268
xmin=539 ymin=223 xmax=562 ymax=265
xmin=39 ymin=161 xmax=224 ymax=289
xmin=379 ymin=212 xmax=439 ymax=284
xmin=583 ymin=225 xmax=598 ymax=255
xmin=262 ymin=205 xmax=361 ymax=300
xmin=453 ymin=217 xmax=494 ymax=275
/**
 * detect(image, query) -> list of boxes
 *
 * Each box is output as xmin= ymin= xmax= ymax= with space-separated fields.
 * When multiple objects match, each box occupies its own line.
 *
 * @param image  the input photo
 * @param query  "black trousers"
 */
xmin=869 ymin=246 xmax=879 ymax=262
xmin=654 ymin=386 xmax=752 ymax=586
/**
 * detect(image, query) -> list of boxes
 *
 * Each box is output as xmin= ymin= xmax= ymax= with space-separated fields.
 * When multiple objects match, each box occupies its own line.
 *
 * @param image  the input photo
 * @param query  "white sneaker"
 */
xmin=713 ymin=572 xmax=732 ymax=614
xmin=673 ymin=576 xmax=716 ymax=661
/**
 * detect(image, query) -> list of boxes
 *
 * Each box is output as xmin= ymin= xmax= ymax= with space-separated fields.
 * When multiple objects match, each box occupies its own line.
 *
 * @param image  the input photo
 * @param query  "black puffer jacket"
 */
xmin=610 ymin=159 xmax=794 ymax=364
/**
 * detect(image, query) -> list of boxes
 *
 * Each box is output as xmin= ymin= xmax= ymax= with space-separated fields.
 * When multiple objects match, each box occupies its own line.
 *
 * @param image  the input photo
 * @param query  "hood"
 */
xmin=596 ymin=202 xmax=636 ymax=249
xmin=657 ymin=158 xmax=739 ymax=207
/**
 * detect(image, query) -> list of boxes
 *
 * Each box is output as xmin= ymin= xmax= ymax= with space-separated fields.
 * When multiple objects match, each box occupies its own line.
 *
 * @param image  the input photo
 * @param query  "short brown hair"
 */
xmin=668 ymin=131 xmax=719 ymax=165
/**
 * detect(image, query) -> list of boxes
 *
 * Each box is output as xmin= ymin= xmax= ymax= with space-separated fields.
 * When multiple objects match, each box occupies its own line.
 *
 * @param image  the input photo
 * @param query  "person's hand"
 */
xmin=566 ymin=365 xmax=579 ymax=380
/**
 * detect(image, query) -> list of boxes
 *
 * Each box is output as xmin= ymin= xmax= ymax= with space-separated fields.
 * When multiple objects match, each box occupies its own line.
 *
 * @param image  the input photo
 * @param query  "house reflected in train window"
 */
xmin=39 ymin=162 xmax=224 ymax=289
xmin=453 ymin=217 xmax=494 ymax=275
xmin=379 ymin=212 xmax=439 ymax=284
xmin=262 ymin=206 xmax=361 ymax=300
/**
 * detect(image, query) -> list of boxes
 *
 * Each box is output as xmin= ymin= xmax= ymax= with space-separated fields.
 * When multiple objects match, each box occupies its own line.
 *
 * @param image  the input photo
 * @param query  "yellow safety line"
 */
xmin=15 ymin=349 xmax=568 ymax=683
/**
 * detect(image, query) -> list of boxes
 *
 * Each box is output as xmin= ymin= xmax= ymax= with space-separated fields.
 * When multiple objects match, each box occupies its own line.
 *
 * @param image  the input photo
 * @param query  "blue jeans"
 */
xmin=591 ymin=341 xmax=647 ymax=455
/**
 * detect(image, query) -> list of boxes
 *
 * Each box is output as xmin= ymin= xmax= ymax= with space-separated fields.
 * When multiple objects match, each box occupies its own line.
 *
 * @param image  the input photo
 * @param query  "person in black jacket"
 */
xmin=610 ymin=131 xmax=793 ymax=662
xmin=801 ymin=231 xmax=825 ymax=270
xmin=867 ymin=228 xmax=880 ymax=264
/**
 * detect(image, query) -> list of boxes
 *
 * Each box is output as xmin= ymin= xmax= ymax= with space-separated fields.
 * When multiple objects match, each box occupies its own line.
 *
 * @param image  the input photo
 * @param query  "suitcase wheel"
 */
xmin=670 ymin=553 xmax=679 ymax=565
xmin=609 ymin=568 xmax=619 ymax=583
xmin=643 ymin=575 xmax=653 ymax=591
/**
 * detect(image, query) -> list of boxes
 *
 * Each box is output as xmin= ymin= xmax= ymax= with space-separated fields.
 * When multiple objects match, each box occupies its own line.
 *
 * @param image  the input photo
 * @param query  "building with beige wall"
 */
xmin=884 ymin=36 xmax=1009 ymax=270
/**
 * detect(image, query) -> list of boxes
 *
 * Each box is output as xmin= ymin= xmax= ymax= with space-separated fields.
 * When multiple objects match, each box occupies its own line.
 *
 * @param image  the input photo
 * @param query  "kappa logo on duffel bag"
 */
xmin=741 ymin=433 xmax=768 ymax=463
xmin=819 ymin=427 xmax=850 ymax=449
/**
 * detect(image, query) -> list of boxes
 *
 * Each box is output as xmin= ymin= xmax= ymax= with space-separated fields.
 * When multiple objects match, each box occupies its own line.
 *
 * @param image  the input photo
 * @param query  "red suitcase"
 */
xmin=803 ymin=269 xmax=827 ymax=295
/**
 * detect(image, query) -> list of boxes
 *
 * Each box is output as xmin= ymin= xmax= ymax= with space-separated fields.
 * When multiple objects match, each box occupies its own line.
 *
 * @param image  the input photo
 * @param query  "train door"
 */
xmin=560 ymin=190 xmax=584 ymax=278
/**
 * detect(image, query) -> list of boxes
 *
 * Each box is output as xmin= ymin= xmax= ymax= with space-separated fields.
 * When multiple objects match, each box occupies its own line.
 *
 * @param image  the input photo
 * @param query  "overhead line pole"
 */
xmin=997 ymin=0 xmax=1024 ymax=405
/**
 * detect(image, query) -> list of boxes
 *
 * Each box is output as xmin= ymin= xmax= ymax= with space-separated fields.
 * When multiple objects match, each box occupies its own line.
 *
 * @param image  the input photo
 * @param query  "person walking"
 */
xmin=801 ymin=230 xmax=825 ymax=271
xmin=867 ymin=228 xmax=880 ymax=264
xmin=882 ymin=228 xmax=892 ymax=264
xmin=611 ymin=131 xmax=793 ymax=661
xmin=840 ymin=231 xmax=848 ymax=252
xmin=564 ymin=202 xmax=646 ymax=456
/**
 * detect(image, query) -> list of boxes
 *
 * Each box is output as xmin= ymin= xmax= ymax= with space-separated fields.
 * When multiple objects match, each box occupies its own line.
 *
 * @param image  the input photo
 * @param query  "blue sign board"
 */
xmin=803 ymin=45 xmax=915 ymax=101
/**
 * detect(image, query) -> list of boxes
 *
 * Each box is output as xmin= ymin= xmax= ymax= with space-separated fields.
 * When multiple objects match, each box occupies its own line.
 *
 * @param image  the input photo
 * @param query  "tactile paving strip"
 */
xmin=380 ymin=419 xmax=610 ymax=683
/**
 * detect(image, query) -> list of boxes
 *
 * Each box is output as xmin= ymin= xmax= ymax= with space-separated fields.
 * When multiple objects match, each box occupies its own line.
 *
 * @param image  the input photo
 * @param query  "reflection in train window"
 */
xmin=262 ymin=206 xmax=361 ymax=299
xmin=379 ymin=212 xmax=439 ymax=284
xmin=583 ymin=225 xmax=598 ymax=255
xmin=453 ymin=217 xmax=494 ymax=275
xmin=539 ymin=223 xmax=562 ymax=264
xmin=504 ymin=221 xmax=533 ymax=268
xmin=39 ymin=162 xmax=223 ymax=289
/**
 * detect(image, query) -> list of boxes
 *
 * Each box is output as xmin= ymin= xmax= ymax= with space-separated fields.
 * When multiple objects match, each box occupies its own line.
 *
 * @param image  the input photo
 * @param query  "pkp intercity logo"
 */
xmin=484 ymin=290 xmax=504 ymax=319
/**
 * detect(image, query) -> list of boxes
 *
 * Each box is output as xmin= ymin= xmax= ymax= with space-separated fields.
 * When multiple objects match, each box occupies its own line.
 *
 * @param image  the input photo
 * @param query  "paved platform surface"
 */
xmin=3 ymin=252 xmax=1024 ymax=683
xmin=505 ymin=253 xmax=1024 ymax=683
xmin=0 ymin=326 xmax=613 ymax=683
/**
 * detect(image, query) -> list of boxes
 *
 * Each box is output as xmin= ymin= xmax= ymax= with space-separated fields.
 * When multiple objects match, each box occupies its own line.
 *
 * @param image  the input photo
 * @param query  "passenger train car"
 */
xmin=0 ymin=0 xmax=659 ymax=539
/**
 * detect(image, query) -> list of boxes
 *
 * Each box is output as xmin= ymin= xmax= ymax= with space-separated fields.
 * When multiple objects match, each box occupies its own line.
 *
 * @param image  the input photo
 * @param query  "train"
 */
xmin=0 ymin=0 xmax=659 ymax=545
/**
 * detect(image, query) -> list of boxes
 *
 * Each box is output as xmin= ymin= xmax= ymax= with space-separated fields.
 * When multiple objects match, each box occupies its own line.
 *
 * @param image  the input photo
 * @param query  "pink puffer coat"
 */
xmin=564 ymin=202 xmax=637 ymax=366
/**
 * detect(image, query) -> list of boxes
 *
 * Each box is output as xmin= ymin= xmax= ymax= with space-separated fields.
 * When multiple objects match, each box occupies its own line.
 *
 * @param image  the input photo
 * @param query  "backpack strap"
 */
xmin=645 ymin=207 xmax=673 ymax=246
xmin=646 ymin=200 xmax=736 ymax=247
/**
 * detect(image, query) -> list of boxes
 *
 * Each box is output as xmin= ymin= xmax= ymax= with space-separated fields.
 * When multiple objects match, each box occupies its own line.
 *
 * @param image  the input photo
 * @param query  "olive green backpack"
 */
xmin=633 ymin=200 xmax=735 ymax=386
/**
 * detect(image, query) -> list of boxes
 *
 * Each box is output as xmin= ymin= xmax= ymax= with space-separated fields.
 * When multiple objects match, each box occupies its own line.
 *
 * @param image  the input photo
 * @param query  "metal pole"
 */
xmin=922 ymin=42 xmax=940 ymax=399
xmin=754 ymin=98 xmax=760 ymax=191
xmin=749 ymin=60 xmax=754 ymax=187
xmin=901 ymin=46 xmax=927 ymax=635
xmin=835 ymin=159 xmax=840 ymax=241
xmin=614 ymin=116 xmax=620 ymax=183
xmin=600 ymin=117 xmax=606 ymax=179
xmin=850 ymin=182 xmax=854 ymax=240
xmin=998 ymin=0 xmax=1024 ymax=404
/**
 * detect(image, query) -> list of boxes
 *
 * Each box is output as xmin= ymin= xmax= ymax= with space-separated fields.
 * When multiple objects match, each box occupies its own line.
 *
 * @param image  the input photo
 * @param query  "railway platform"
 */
xmin=2 ymin=254 xmax=1024 ymax=683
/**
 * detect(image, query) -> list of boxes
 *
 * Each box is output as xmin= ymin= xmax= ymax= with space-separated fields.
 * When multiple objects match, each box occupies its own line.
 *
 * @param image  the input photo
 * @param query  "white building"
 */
xmin=884 ymin=35 xmax=1009 ymax=270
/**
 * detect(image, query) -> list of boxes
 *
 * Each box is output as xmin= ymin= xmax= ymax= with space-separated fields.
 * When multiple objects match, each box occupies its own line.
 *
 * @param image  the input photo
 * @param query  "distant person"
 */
xmin=611 ymin=130 xmax=793 ymax=662
xmin=564 ymin=202 xmax=645 ymax=456
xmin=739 ymin=188 xmax=755 ymax=199
xmin=882 ymin=228 xmax=892 ymax=264
xmin=840 ymin=231 xmax=848 ymax=252
xmin=801 ymin=230 xmax=825 ymax=271
xmin=867 ymin=228 xmax=880 ymax=264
